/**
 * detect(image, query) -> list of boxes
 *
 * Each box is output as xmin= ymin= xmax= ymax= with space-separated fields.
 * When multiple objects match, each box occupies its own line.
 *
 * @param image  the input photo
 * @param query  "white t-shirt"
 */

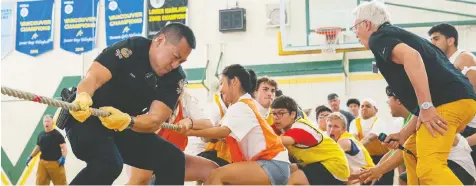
xmin=256 ymin=101 xmax=271 ymax=119
xmin=448 ymin=134 xmax=476 ymax=180
xmin=349 ymin=116 xmax=387 ymax=138
xmin=178 ymin=91 xmax=209 ymax=156
xmin=343 ymin=138 xmax=368 ymax=171
xmin=221 ymin=93 xmax=289 ymax=162
xmin=206 ymin=93 xmax=228 ymax=127
xmin=389 ymin=117 xmax=404 ymax=134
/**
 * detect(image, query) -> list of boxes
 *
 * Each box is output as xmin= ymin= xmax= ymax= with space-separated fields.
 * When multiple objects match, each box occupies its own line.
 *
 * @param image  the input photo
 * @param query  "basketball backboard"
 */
xmin=278 ymin=0 xmax=476 ymax=56
xmin=278 ymin=0 xmax=367 ymax=55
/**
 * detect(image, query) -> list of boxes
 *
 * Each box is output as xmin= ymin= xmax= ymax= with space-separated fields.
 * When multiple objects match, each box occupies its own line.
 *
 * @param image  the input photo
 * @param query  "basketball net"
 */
xmin=315 ymin=27 xmax=342 ymax=54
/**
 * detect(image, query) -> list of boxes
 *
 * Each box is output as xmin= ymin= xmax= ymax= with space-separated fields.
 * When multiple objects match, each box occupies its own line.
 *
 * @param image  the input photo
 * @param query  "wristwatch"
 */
xmin=420 ymin=102 xmax=434 ymax=110
xmin=127 ymin=117 xmax=135 ymax=129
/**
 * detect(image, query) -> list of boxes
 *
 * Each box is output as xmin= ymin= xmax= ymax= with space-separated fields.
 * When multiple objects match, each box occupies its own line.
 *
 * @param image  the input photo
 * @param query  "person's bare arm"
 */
xmin=191 ymin=119 xmax=213 ymax=130
xmin=76 ymin=62 xmax=112 ymax=96
xmin=60 ymin=143 xmax=67 ymax=157
xmin=377 ymin=151 xmax=392 ymax=165
xmin=391 ymin=43 xmax=431 ymax=106
xmin=187 ymin=126 xmax=231 ymax=139
xmin=280 ymin=136 xmax=296 ymax=146
xmin=465 ymin=71 xmax=476 ymax=93
xmin=455 ymin=52 xmax=476 ymax=69
xmin=360 ymin=150 xmax=404 ymax=184
xmin=361 ymin=133 xmax=378 ymax=146
xmin=391 ymin=43 xmax=449 ymax=137
xmin=337 ymin=139 xmax=352 ymax=152
xmin=30 ymin=145 xmax=41 ymax=157
xmin=467 ymin=134 xmax=476 ymax=146
xmin=377 ymin=150 xmax=404 ymax=172
xmin=130 ymin=100 xmax=173 ymax=133
xmin=180 ymin=118 xmax=213 ymax=130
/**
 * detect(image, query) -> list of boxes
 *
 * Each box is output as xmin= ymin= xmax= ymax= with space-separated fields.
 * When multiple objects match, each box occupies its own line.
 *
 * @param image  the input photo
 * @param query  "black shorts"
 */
xmin=197 ymin=150 xmax=230 ymax=167
xmin=299 ymin=162 xmax=343 ymax=185
xmin=114 ymin=129 xmax=185 ymax=170
xmin=448 ymin=160 xmax=475 ymax=185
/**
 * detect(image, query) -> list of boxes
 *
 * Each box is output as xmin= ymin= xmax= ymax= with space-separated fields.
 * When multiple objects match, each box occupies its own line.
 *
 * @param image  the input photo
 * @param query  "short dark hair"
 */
xmin=428 ymin=23 xmax=458 ymax=47
xmin=156 ymin=22 xmax=196 ymax=49
xmin=346 ymin=98 xmax=360 ymax=107
xmin=221 ymin=64 xmax=257 ymax=96
xmin=315 ymin=105 xmax=332 ymax=116
xmin=327 ymin=93 xmax=339 ymax=100
xmin=256 ymin=76 xmax=278 ymax=90
xmin=275 ymin=89 xmax=283 ymax=97
xmin=272 ymin=96 xmax=299 ymax=119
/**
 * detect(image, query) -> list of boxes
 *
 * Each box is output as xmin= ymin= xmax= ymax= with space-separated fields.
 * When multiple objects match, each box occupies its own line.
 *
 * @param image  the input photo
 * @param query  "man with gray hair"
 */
xmin=352 ymin=1 xmax=476 ymax=184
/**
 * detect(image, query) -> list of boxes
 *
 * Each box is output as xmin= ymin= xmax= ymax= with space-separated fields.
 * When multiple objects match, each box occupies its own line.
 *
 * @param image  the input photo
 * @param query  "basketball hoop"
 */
xmin=315 ymin=27 xmax=342 ymax=54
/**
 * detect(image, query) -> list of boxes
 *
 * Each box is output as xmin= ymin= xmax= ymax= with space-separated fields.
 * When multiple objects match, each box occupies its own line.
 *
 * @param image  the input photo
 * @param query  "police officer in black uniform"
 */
xmin=352 ymin=1 xmax=476 ymax=185
xmin=65 ymin=22 xmax=196 ymax=185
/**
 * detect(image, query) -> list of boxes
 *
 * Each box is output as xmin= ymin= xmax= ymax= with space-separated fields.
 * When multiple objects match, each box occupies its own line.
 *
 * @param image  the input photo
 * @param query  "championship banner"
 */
xmin=15 ymin=0 xmax=54 ymax=57
xmin=105 ymin=0 xmax=144 ymax=46
xmin=2 ymin=1 xmax=15 ymax=59
xmin=147 ymin=0 xmax=188 ymax=39
xmin=60 ymin=0 xmax=99 ymax=54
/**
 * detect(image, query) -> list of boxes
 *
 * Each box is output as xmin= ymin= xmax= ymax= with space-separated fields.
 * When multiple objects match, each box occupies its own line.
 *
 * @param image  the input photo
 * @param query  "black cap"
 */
xmin=327 ymin=93 xmax=339 ymax=100
xmin=386 ymin=86 xmax=396 ymax=97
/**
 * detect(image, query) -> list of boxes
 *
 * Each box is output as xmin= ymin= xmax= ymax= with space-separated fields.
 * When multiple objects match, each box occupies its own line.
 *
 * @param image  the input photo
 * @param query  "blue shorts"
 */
xmin=257 ymin=160 xmax=290 ymax=185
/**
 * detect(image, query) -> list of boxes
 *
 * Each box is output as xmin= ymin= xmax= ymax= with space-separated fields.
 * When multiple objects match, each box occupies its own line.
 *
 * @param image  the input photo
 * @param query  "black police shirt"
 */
xmin=369 ymin=22 xmax=476 ymax=116
xmin=37 ymin=129 xmax=65 ymax=161
xmin=92 ymin=36 xmax=186 ymax=117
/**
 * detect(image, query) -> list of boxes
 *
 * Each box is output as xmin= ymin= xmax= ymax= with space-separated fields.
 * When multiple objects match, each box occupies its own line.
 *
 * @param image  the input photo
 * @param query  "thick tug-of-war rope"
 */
xmin=1 ymin=86 xmax=180 ymax=131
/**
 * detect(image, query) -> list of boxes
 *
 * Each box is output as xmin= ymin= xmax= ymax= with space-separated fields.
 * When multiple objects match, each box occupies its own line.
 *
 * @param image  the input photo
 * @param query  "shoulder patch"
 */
xmin=177 ymin=79 xmax=187 ymax=95
xmin=115 ymin=49 xmax=123 ymax=59
xmin=121 ymin=48 xmax=132 ymax=58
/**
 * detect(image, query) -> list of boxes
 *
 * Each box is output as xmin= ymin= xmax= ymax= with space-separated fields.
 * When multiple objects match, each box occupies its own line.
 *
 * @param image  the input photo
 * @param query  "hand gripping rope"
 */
xmin=1 ymin=86 xmax=180 ymax=131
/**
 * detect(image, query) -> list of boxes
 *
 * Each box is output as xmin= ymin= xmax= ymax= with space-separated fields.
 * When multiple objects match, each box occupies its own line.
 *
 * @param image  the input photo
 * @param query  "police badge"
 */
xmin=120 ymin=48 xmax=132 ymax=58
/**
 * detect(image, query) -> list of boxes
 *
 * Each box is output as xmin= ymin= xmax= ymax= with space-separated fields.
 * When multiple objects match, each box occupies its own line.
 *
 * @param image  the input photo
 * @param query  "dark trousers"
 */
xmin=114 ymin=129 xmax=185 ymax=185
xmin=65 ymin=117 xmax=123 ymax=185
xmin=66 ymin=117 xmax=185 ymax=185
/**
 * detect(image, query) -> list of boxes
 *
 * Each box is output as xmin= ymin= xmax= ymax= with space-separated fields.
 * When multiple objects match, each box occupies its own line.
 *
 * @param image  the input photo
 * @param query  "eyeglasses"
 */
xmin=350 ymin=20 xmax=365 ymax=32
xmin=271 ymin=111 xmax=289 ymax=118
